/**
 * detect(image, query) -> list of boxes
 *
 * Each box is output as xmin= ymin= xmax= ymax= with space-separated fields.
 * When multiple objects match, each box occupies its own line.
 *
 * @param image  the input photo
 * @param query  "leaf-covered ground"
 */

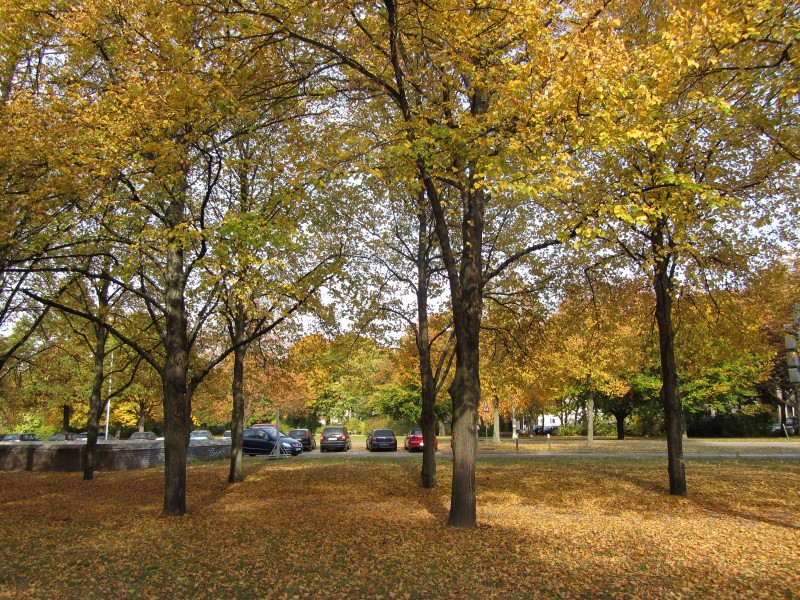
xmin=1 ymin=457 xmax=798 ymax=599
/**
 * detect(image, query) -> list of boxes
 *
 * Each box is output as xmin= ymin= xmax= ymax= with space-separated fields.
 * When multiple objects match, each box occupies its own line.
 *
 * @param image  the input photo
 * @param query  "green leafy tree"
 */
xmin=570 ymin=0 xmax=797 ymax=495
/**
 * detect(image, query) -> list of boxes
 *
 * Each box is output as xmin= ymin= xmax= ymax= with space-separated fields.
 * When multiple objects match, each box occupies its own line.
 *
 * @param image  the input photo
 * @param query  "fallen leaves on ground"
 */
xmin=0 ymin=457 xmax=798 ymax=599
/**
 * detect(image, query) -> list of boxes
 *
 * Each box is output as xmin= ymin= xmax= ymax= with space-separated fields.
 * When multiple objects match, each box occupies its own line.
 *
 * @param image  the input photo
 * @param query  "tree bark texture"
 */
xmin=444 ymin=183 xmax=485 ymax=528
xmin=448 ymin=360 xmax=478 ymax=528
xmin=83 ymin=320 xmax=108 ymax=480
xmin=416 ymin=208 xmax=438 ymax=489
xmin=229 ymin=307 xmax=247 ymax=484
xmin=162 ymin=193 xmax=191 ymax=516
xmin=652 ymin=245 xmax=687 ymax=497
xmin=84 ymin=278 xmax=111 ymax=481
xmin=492 ymin=395 xmax=500 ymax=444
xmin=614 ymin=412 xmax=626 ymax=440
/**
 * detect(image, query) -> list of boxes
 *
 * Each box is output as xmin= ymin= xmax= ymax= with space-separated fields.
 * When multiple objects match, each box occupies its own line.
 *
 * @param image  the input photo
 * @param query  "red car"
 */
xmin=404 ymin=428 xmax=438 ymax=452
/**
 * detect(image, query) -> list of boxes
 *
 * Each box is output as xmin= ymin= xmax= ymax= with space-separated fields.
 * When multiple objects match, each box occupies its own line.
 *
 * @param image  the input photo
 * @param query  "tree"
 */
xmin=570 ymin=0 xmax=797 ymax=494
xmin=352 ymin=166 xmax=454 ymax=488
xmin=3 ymin=0 xmax=354 ymax=513
xmin=248 ymin=0 xmax=630 ymax=527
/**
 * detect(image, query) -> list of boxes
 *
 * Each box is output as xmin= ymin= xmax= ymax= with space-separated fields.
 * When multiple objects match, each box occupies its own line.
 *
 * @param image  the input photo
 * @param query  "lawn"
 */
xmin=1 ymin=456 xmax=798 ymax=599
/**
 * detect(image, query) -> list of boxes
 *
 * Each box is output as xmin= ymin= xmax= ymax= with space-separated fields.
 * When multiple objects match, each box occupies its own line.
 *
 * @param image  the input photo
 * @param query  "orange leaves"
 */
xmin=0 ymin=456 xmax=798 ymax=597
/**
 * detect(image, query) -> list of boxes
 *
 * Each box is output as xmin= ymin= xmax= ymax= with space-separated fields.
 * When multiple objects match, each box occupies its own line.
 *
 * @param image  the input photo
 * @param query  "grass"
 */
xmin=1 ymin=455 xmax=798 ymax=599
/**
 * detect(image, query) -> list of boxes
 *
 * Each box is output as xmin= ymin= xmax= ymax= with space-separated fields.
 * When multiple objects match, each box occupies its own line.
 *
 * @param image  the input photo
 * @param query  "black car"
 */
xmin=2 ymin=433 xmax=42 ymax=442
xmin=366 ymin=429 xmax=397 ymax=452
xmin=319 ymin=426 xmax=351 ymax=452
xmin=288 ymin=428 xmax=316 ymax=451
xmin=48 ymin=433 xmax=79 ymax=442
xmin=242 ymin=428 xmax=303 ymax=456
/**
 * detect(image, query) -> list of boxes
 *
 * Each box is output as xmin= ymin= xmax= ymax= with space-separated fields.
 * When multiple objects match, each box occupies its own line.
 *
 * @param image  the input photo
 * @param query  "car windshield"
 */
xmin=410 ymin=429 xmax=422 ymax=435
xmin=289 ymin=430 xmax=305 ymax=436
xmin=374 ymin=430 xmax=394 ymax=437
xmin=324 ymin=427 xmax=344 ymax=435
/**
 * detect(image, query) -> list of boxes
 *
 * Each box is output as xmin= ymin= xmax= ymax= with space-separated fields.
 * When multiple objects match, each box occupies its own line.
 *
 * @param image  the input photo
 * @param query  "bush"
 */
xmin=685 ymin=405 xmax=773 ymax=437
xmin=558 ymin=418 xmax=617 ymax=437
xmin=630 ymin=404 xmax=665 ymax=437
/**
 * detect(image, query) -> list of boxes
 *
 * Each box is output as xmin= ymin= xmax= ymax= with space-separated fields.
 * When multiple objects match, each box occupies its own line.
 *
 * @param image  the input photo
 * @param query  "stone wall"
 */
xmin=0 ymin=440 xmax=232 ymax=472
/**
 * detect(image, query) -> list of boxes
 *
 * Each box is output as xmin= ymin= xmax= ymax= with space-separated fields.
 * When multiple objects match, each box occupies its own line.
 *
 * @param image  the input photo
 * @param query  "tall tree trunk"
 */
xmin=229 ymin=306 xmax=247 ymax=484
xmin=162 ymin=193 xmax=191 ymax=516
xmin=586 ymin=374 xmax=595 ymax=445
xmin=446 ymin=181 xmax=484 ymax=528
xmin=411 ymin=47 xmax=487 ymax=527
xmin=84 ymin=277 xmax=111 ymax=480
xmin=416 ymin=206 xmax=438 ymax=488
xmin=83 ymin=320 xmax=108 ymax=480
xmin=652 ymin=241 xmax=687 ymax=496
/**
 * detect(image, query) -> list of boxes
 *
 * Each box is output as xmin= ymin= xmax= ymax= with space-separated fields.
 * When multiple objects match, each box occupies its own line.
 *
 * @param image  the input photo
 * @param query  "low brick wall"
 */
xmin=0 ymin=440 xmax=232 ymax=472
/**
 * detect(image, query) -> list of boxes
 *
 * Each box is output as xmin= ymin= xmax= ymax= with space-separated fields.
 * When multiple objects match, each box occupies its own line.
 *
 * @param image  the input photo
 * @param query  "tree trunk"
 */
xmin=415 ymin=205 xmax=438 ymax=489
xmin=229 ymin=306 xmax=247 ymax=484
xmin=446 ymin=180 xmax=484 ymax=528
xmin=84 ymin=277 xmax=111 ymax=480
xmin=614 ymin=411 xmax=626 ymax=440
xmin=448 ymin=359 xmax=478 ymax=528
xmin=586 ymin=378 xmax=595 ymax=445
xmin=83 ymin=320 xmax=108 ymax=480
xmin=492 ymin=395 xmax=500 ymax=444
xmin=652 ymin=242 xmax=687 ymax=497
xmin=418 ymin=74 xmax=488 ymax=529
xmin=162 ymin=193 xmax=191 ymax=516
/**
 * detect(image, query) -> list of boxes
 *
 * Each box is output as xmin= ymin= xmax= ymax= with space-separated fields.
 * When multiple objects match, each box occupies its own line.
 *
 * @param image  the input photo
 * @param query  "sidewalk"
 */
xmin=466 ymin=436 xmax=800 ymax=458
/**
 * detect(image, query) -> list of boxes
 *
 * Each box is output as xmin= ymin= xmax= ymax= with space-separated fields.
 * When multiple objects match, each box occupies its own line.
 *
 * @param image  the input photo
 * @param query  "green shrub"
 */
xmin=685 ymin=404 xmax=774 ymax=437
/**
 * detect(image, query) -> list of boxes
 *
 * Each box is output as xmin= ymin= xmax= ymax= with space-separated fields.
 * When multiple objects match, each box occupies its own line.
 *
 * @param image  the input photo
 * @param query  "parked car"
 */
xmin=533 ymin=425 xmax=558 ymax=436
xmin=319 ymin=425 xmax=351 ymax=452
xmin=366 ymin=429 xmax=398 ymax=452
xmin=404 ymin=428 xmax=438 ymax=452
xmin=189 ymin=429 xmax=215 ymax=441
xmin=242 ymin=428 xmax=302 ymax=456
xmin=128 ymin=431 xmax=158 ymax=441
xmin=288 ymin=428 xmax=316 ymax=451
xmin=48 ymin=433 xmax=79 ymax=442
xmin=2 ymin=433 xmax=42 ymax=442
xmin=222 ymin=430 xmax=232 ymax=440
xmin=76 ymin=431 xmax=113 ymax=441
